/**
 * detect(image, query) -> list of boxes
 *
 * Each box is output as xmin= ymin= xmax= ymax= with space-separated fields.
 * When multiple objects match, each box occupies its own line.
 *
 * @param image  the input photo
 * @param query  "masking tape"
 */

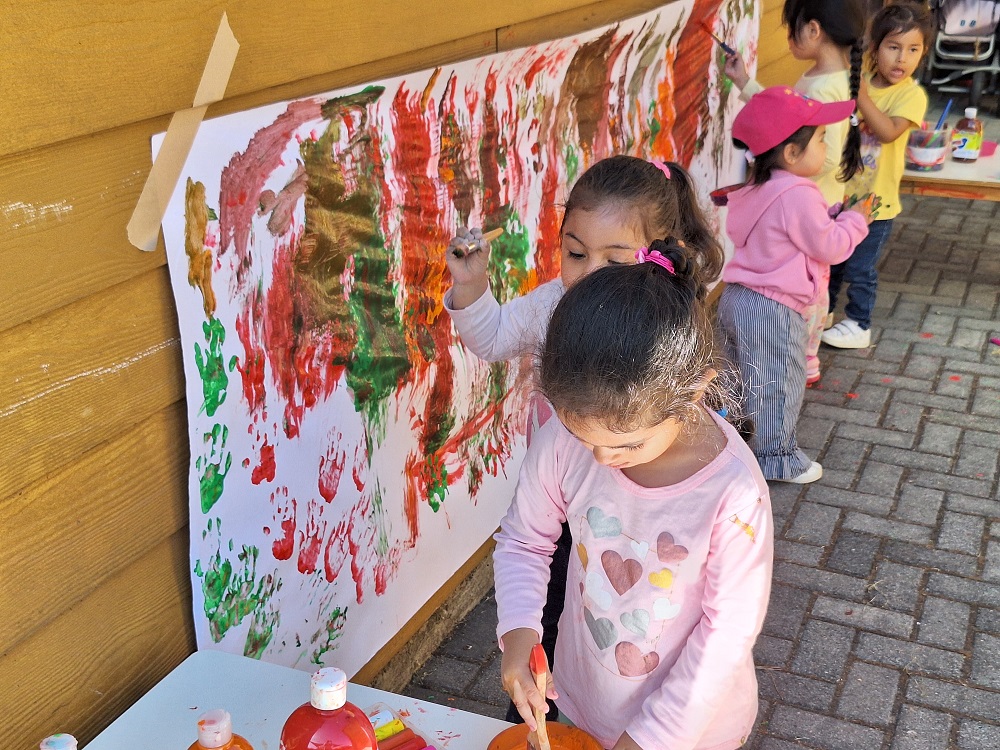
xmin=127 ymin=12 xmax=239 ymax=252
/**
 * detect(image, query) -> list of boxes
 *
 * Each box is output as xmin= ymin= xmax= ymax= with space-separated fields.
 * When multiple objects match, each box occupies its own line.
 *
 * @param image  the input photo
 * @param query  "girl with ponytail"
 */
xmin=724 ymin=0 xmax=866 ymax=385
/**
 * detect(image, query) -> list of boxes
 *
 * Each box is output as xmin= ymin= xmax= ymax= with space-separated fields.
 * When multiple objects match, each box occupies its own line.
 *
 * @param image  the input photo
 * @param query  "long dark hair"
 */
xmin=783 ymin=0 xmax=866 ymax=182
xmin=563 ymin=156 xmax=725 ymax=295
xmin=539 ymin=238 xmax=732 ymax=432
xmin=734 ymin=125 xmax=817 ymax=186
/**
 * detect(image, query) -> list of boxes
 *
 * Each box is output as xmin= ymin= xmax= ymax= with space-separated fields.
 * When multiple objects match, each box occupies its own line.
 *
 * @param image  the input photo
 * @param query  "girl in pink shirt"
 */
xmin=495 ymin=239 xmax=773 ymax=750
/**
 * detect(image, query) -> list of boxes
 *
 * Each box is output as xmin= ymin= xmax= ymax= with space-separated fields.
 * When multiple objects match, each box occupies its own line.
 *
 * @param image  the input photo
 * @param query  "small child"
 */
xmin=494 ymin=240 xmax=773 ymax=750
xmin=822 ymin=1 xmax=932 ymax=349
xmin=442 ymin=155 xmax=725 ymax=722
xmin=718 ymin=88 xmax=871 ymax=484
xmin=725 ymin=0 xmax=867 ymax=383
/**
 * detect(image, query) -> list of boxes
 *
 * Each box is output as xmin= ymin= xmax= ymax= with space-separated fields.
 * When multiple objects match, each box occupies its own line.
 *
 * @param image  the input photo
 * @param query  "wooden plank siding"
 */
xmin=0 ymin=0 xmax=793 ymax=746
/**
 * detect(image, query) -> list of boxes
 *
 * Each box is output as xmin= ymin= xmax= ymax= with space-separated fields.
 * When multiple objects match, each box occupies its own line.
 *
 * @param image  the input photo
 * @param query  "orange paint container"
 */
xmin=488 ymin=723 xmax=602 ymax=750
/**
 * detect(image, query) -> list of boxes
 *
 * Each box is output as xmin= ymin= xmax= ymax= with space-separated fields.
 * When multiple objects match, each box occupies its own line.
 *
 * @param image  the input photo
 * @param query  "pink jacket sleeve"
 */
xmin=626 ymin=492 xmax=774 ymax=750
xmin=493 ymin=423 xmax=570 ymax=644
xmin=781 ymin=186 xmax=870 ymax=266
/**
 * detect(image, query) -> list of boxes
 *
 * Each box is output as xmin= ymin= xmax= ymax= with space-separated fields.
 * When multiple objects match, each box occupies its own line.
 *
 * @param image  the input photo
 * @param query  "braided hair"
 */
xmin=782 ymin=0 xmax=866 ymax=182
xmin=539 ymin=238 xmax=734 ymax=432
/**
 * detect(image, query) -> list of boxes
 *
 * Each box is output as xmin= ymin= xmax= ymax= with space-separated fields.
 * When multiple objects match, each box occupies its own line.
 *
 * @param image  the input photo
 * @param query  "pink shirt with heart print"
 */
xmin=494 ymin=410 xmax=773 ymax=750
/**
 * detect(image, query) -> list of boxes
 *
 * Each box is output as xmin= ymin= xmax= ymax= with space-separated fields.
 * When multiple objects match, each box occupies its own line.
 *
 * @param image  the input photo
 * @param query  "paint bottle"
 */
xmin=188 ymin=709 xmax=254 ymax=750
xmin=951 ymin=107 xmax=983 ymax=162
xmin=40 ymin=735 xmax=77 ymax=750
xmin=279 ymin=668 xmax=377 ymax=750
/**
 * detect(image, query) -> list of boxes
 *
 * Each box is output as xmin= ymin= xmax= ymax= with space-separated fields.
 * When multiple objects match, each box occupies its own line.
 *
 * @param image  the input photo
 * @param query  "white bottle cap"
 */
xmin=197 ymin=709 xmax=234 ymax=748
xmin=966 ymin=107 xmax=978 ymax=119
xmin=311 ymin=667 xmax=348 ymax=710
xmin=40 ymin=736 xmax=77 ymax=750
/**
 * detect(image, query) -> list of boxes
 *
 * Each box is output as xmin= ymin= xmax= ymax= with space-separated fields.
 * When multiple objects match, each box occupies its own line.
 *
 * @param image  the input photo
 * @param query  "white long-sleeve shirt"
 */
xmin=494 ymin=411 xmax=773 ymax=750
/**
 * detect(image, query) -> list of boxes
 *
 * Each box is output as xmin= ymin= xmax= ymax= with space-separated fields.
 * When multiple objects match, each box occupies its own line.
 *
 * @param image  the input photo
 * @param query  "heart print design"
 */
xmin=577 ymin=543 xmax=589 ymax=569
xmin=648 ymin=568 xmax=673 ymax=589
xmin=653 ymin=597 xmax=682 ymax=620
xmin=620 ymin=609 xmax=650 ymax=637
xmin=657 ymin=532 xmax=689 ymax=563
xmin=615 ymin=641 xmax=660 ymax=677
xmin=585 ymin=571 xmax=612 ymax=610
xmin=587 ymin=507 xmax=622 ymax=538
xmin=584 ymin=607 xmax=618 ymax=650
xmin=601 ymin=550 xmax=642 ymax=595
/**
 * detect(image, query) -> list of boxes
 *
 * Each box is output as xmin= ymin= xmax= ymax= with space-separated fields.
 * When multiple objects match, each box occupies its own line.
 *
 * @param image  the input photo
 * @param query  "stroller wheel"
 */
xmin=971 ymin=70 xmax=986 ymax=107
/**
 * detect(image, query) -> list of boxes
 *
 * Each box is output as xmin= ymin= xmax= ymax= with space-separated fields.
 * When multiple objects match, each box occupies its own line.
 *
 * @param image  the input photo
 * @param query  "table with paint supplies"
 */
xmin=76 ymin=649 xmax=514 ymax=750
xmin=901 ymin=101 xmax=1000 ymax=202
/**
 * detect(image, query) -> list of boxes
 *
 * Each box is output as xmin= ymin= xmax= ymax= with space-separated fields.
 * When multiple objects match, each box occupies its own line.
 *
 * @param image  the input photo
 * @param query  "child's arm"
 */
xmin=623 ymin=489 xmax=774 ymax=750
xmin=856 ymin=77 xmax=918 ymax=144
xmin=782 ymin=186 xmax=871 ymax=266
xmin=494 ymin=422 xmax=569 ymax=727
xmin=723 ymin=52 xmax=763 ymax=102
xmin=445 ymin=227 xmax=493 ymax=310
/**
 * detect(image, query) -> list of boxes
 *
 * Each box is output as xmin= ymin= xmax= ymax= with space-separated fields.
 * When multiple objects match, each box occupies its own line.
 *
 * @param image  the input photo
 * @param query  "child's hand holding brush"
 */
xmin=499 ymin=629 xmax=558 ymax=748
xmin=444 ymin=226 xmax=503 ymax=310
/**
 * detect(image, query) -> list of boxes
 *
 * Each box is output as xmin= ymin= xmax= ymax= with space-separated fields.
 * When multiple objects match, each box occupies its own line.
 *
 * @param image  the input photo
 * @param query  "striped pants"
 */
xmin=717 ymin=283 xmax=812 ymax=480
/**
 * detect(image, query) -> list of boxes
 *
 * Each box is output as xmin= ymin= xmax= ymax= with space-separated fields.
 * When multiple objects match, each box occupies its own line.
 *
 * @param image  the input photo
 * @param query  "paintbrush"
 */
xmin=923 ymin=98 xmax=953 ymax=146
xmin=451 ymin=227 xmax=504 ymax=258
xmin=699 ymin=20 xmax=736 ymax=55
xmin=525 ymin=644 xmax=551 ymax=750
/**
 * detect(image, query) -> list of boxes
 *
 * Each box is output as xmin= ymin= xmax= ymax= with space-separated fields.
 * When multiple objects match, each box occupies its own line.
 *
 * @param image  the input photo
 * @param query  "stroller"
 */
xmin=924 ymin=0 xmax=1000 ymax=107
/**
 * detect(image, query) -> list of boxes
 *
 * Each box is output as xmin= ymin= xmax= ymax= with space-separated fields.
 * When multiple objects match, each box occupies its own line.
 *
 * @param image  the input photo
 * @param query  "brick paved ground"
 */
xmin=402 ymin=194 xmax=1000 ymax=749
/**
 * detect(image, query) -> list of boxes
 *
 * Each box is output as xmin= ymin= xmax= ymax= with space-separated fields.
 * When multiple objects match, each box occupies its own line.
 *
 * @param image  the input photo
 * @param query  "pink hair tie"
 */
xmin=635 ymin=246 xmax=676 ymax=274
xmin=650 ymin=159 xmax=671 ymax=179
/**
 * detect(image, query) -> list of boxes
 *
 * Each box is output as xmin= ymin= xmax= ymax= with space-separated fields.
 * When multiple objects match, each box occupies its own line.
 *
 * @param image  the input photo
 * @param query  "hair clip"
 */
xmin=650 ymin=159 xmax=671 ymax=179
xmin=850 ymin=111 xmax=860 ymax=127
xmin=635 ymin=246 xmax=676 ymax=274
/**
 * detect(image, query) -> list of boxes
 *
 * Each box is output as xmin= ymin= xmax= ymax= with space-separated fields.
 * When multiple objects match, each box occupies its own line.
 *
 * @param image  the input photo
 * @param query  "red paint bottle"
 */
xmin=279 ymin=668 xmax=377 ymax=750
xmin=188 ymin=709 xmax=254 ymax=750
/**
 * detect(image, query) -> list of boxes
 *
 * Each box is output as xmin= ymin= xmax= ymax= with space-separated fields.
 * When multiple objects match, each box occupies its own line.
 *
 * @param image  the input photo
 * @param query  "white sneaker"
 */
xmin=822 ymin=318 xmax=870 ymax=349
xmin=824 ymin=312 xmax=834 ymax=330
xmin=773 ymin=461 xmax=823 ymax=484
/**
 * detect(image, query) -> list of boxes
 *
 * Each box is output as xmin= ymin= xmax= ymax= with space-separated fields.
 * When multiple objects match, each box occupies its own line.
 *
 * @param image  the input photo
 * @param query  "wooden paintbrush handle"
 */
xmin=533 ymin=671 xmax=551 ymax=750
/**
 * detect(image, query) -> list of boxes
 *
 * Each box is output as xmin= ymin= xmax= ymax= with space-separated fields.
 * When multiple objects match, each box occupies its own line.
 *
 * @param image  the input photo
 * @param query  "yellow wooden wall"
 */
xmin=0 ymin=0 xmax=801 ymax=745
xmin=757 ymin=0 xmax=809 ymax=86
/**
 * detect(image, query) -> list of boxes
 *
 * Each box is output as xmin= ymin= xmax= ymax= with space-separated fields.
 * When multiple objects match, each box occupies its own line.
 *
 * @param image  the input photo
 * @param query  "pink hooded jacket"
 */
xmin=723 ymin=170 xmax=869 ymax=316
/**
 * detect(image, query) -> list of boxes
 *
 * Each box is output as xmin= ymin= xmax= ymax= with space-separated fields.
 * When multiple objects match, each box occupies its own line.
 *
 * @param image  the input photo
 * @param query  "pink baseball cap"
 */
xmin=733 ymin=86 xmax=856 ymax=156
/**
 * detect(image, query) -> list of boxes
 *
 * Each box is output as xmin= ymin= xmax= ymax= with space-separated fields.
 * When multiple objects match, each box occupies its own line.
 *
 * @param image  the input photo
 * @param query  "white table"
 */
xmin=85 ymin=650 xmax=511 ymax=750
xmin=901 ymin=151 xmax=1000 ymax=201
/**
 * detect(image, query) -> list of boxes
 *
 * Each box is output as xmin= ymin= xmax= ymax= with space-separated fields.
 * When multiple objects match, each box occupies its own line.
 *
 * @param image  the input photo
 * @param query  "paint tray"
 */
xmin=487 ymin=722 xmax=602 ymax=750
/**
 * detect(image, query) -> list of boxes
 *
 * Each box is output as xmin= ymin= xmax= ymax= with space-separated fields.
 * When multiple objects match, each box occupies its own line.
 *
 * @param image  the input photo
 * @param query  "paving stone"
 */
xmin=796 ymin=415 xmax=835 ymax=452
xmin=936 ymin=511 xmax=986 ymax=555
xmin=917 ymin=422 xmax=962 ymax=455
xmin=436 ymin=593 xmax=502 ymax=662
xmin=907 ymin=676 xmax=1000 ymax=722
xmin=842 ymin=512 xmax=932 ymax=545
xmin=946 ymin=492 xmax=1000 ymax=518
xmin=890 ymin=705 xmax=954 ymax=750
xmin=837 ymin=660 xmax=901 ymax=726
xmin=855 ymin=633 xmax=965 ymax=678
xmin=758 ymin=670 xmax=836 ymax=713
xmin=758 ymin=738 xmax=817 ymax=750
xmin=763 ymin=583 xmax=814 ymax=640
xmin=870 ymin=561 xmax=925 ymax=613
xmin=918 ymin=597 xmax=971 ymax=651
xmin=767 ymin=707 xmax=884 ymax=750
xmin=811 ymin=595 xmax=914 ymax=638
xmin=951 ymin=327 xmax=987 ymax=351
xmin=754 ymin=635 xmax=793 ymax=668
xmin=805 ymin=485 xmax=893 ymax=515
xmin=892 ymin=484 xmax=944 ymax=526
xmin=883 ymin=540 xmax=978 ymax=577
xmin=804 ymin=402 xmax=880 ymax=427
xmin=791 ymin=620 xmax=854 ymax=682
xmin=954 ymin=443 xmax=999 ymax=480
xmin=787 ymin=503 xmax=841 ymax=546
xmin=774 ymin=562 xmax=867 ymax=602
xmin=414 ymin=654 xmax=482 ymax=693
xmin=466 ymin=662 xmax=509 ymax=706
xmin=825 ymin=532 xmax=881 ymax=578
xmin=971 ymin=632 xmax=1000 ymax=690
xmin=984 ymin=540 xmax=1000 ymax=582
xmin=854 ymin=460 xmax=905 ymax=498
xmin=959 ymin=720 xmax=1000 ymax=749
xmin=871 ymin=445 xmax=952 ymax=473
xmin=834 ymin=423 xmax=914 ymax=450
xmin=926 ymin=571 xmax=1000 ymax=608
xmin=775 ymin=540 xmax=824 ymax=567
xmin=902 ymin=354 xmax=944 ymax=380
xmin=893 ymin=387 xmax=971 ymax=412
xmin=910 ymin=470 xmax=994 ymax=498
xmin=976 ymin=607 xmax=1000 ymax=634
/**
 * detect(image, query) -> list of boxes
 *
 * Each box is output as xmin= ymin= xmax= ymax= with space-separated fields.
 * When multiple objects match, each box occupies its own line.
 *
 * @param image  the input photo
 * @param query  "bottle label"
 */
xmin=951 ymin=130 xmax=983 ymax=159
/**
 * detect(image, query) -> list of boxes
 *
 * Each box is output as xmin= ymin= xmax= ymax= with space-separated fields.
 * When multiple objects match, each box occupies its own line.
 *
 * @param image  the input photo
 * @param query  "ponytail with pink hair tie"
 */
xmin=650 ymin=159 xmax=671 ymax=179
xmin=635 ymin=245 xmax=676 ymax=274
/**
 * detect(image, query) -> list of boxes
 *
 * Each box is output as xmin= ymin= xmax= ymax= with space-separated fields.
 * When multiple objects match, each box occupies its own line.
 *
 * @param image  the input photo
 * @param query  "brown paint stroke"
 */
xmin=671 ymin=0 xmax=724 ymax=166
xmin=184 ymin=178 xmax=216 ymax=317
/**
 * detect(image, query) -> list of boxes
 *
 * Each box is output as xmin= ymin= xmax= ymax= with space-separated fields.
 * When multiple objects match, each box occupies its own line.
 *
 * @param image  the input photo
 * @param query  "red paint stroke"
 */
xmin=882 ymin=377 xmax=893 ymax=383
xmin=846 ymin=393 xmax=859 ymax=399
xmin=235 ymin=287 xmax=267 ymax=416
xmin=297 ymin=498 xmax=326 ymax=575
xmin=258 ymin=162 xmax=308 ymax=237
xmin=671 ymin=0 xmax=725 ymax=165
xmin=219 ymin=99 xmax=323 ymax=284
xmin=318 ymin=440 xmax=347 ymax=502
xmin=272 ymin=498 xmax=297 ymax=561
xmin=480 ymin=71 xmax=503 ymax=220
xmin=251 ymin=435 xmax=276 ymax=484
xmin=949 ymin=375 xmax=962 ymax=381
xmin=437 ymin=74 xmax=476 ymax=223
xmin=920 ymin=332 xmax=934 ymax=339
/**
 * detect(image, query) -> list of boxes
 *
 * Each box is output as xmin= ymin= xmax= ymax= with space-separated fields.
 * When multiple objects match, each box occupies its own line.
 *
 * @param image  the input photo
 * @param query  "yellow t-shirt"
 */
xmin=740 ymin=71 xmax=852 ymax=207
xmin=845 ymin=74 xmax=928 ymax=220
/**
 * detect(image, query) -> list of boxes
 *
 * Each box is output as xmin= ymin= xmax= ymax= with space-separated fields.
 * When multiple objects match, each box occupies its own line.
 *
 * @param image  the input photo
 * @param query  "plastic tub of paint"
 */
xmin=905 ymin=129 xmax=948 ymax=171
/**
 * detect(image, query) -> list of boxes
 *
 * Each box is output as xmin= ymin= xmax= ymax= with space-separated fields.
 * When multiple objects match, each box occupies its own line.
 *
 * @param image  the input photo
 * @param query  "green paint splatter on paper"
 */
xmin=310 ymin=606 xmax=349 ymax=665
xmin=197 ymin=543 xmax=276 ymax=643
xmin=194 ymin=317 xmax=235 ymax=416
